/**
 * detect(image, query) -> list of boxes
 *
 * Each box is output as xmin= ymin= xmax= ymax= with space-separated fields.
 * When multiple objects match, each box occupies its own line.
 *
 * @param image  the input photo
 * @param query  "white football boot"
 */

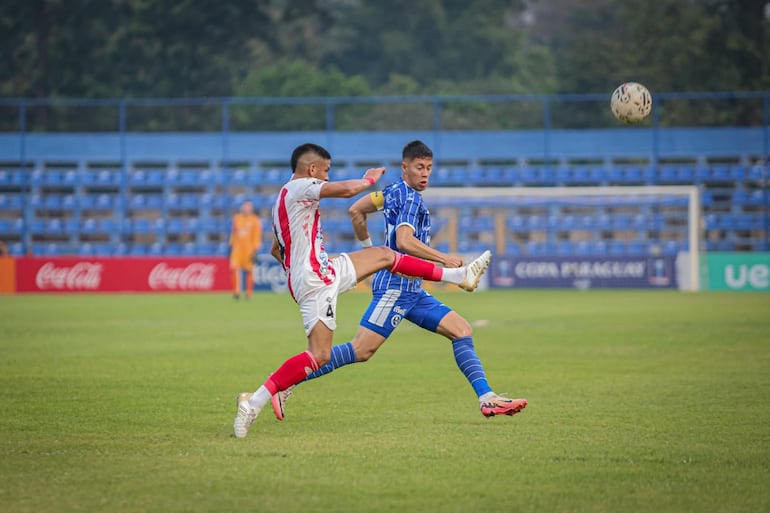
xmin=233 ymin=392 xmax=259 ymax=438
xmin=459 ymin=250 xmax=491 ymax=292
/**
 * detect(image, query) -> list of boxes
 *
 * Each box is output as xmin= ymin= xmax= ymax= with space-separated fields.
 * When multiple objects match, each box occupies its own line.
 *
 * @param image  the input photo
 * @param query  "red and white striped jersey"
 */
xmin=272 ymin=177 xmax=336 ymax=301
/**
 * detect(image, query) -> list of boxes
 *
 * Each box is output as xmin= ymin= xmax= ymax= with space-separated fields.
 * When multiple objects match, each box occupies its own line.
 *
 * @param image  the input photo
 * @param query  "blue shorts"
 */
xmin=360 ymin=289 xmax=452 ymax=337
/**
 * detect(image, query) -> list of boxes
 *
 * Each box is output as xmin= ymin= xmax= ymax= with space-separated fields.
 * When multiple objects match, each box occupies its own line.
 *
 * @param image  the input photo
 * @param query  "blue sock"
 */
xmin=302 ymin=342 xmax=357 ymax=382
xmin=452 ymin=337 xmax=493 ymax=398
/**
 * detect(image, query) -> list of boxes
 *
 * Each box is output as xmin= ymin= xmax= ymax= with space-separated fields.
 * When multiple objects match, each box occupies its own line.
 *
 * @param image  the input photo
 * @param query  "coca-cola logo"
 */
xmin=35 ymin=262 xmax=103 ymax=290
xmin=148 ymin=262 xmax=216 ymax=290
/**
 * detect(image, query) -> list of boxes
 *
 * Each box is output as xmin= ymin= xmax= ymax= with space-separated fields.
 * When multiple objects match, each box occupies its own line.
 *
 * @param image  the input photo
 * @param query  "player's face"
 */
xmin=402 ymin=157 xmax=432 ymax=191
xmin=308 ymin=159 xmax=332 ymax=181
xmin=241 ymin=201 xmax=253 ymax=215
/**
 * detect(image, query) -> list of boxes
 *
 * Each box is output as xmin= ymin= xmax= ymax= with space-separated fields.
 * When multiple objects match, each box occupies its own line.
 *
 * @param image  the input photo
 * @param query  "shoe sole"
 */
xmin=271 ymin=393 xmax=285 ymax=421
xmin=482 ymin=401 xmax=527 ymax=418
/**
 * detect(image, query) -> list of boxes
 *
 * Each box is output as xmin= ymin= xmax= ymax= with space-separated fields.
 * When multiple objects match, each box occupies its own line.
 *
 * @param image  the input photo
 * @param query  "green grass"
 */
xmin=0 ymin=290 xmax=769 ymax=513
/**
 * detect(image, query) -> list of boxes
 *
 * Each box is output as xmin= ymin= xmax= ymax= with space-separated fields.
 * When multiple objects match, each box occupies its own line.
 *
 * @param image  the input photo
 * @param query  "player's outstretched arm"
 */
xmin=319 ymin=167 xmax=385 ymax=199
xmin=395 ymin=225 xmax=463 ymax=267
xmin=348 ymin=193 xmax=382 ymax=246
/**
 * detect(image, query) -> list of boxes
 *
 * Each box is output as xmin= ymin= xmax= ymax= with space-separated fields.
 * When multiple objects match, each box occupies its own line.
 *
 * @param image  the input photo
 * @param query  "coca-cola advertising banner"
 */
xmin=489 ymin=255 xmax=678 ymax=289
xmin=16 ymin=257 xmax=231 ymax=293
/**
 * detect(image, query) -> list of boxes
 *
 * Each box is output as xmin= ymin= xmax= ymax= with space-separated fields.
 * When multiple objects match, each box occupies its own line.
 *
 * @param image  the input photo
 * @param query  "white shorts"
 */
xmin=297 ymin=253 xmax=358 ymax=335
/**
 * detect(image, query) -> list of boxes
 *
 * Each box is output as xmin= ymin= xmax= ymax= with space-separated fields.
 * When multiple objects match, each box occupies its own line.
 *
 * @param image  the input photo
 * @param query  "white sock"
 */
xmin=441 ymin=267 xmax=466 ymax=284
xmin=479 ymin=391 xmax=496 ymax=402
xmin=248 ymin=385 xmax=272 ymax=410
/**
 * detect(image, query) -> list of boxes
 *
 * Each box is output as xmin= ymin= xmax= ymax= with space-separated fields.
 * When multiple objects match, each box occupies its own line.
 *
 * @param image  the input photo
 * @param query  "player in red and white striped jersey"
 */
xmin=233 ymin=143 xmax=491 ymax=438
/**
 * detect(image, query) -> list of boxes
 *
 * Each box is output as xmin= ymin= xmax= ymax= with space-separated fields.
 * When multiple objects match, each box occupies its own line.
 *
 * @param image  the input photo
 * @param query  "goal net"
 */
xmin=421 ymin=186 xmax=701 ymax=291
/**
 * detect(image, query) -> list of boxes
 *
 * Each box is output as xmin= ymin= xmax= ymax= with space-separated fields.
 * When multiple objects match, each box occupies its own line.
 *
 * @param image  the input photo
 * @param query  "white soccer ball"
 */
xmin=611 ymin=82 xmax=652 ymax=123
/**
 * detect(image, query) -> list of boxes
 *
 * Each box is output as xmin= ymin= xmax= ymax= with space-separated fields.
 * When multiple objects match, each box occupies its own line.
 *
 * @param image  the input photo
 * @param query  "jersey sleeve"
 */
xmin=296 ymin=178 xmax=324 ymax=201
xmin=394 ymin=193 xmax=421 ymax=233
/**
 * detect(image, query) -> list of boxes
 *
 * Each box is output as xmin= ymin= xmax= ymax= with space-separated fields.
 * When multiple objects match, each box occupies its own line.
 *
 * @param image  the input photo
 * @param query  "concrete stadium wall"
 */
xmin=0 ymin=127 xmax=766 ymax=163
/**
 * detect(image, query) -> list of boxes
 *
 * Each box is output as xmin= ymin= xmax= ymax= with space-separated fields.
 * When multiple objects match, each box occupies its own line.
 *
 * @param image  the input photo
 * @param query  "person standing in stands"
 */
xmin=229 ymin=200 xmax=262 ymax=300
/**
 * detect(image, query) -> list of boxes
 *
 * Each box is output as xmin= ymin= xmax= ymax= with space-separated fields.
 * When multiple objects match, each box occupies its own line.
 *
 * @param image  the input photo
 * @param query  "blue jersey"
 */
xmin=371 ymin=180 xmax=431 ymax=294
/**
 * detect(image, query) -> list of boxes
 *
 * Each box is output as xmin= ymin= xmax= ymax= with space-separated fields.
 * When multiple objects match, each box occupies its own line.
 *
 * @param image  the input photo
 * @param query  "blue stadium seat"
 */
xmin=180 ymin=194 xmax=200 ymax=209
xmin=79 ymin=243 xmax=95 ymax=255
xmin=166 ymin=218 xmax=184 ymax=234
xmin=589 ymin=241 xmax=607 ymax=255
xmin=83 ymin=170 xmax=121 ymax=187
xmin=130 ymin=169 xmax=165 ymax=186
xmin=263 ymin=168 xmax=286 ymax=186
xmin=432 ymin=167 xmax=466 ymax=186
xmin=0 ymin=194 xmax=23 ymax=210
xmin=459 ymin=216 xmax=494 ymax=232
xmin=734 ymin=215 xmax=755 ymax=231
xmin=608 ymin=240 xmax=626 ymax=255
xmin=505 ymin=243 xmax=522 ymax=255
xmin=556 ymin=240 xmax=575 ymax=255
xmin=747 ymin=165 xmax=765 ymax=182
xmin=80 ymin=218 xmax=98 ymax=234
xmin=588 ymin=166 xmax=607 ymax=183
xmin=28 ymin=194 xmax=43 ymax=209
xmin=611 ymin=215 xmax=631 ymax=230
xmin=200 ymin=218 xmax=221 ymax=234
xmin=97 ymin=218 xmax=117 ymax=233
xmin=64 ymin=218 xmax=79 ymax=234
xmin=0 ymin=169 xmax=24 ymax=187
xmin=181 ymin=242 xmax=197 ymax=256
xmin=457 ymin=240 xmax=488 ymax=253
xmin=43 ymin=194 xmax=64 ymax=210
xmin=29 ymin=218 xmax=46 ymax=234
xmin=527 ymin=216 xmax=546 ymax=230
xmin=151 ymin=218 xmax=165 ymax=234
xmin=130 ymin=218 xmax=151 ymax=233
xmin=46 ymin=218 xmax=64 ymax=235
xmin=595 ymin=215 xmax=611 ymax=230
xmin=518 ymin=167 xmax=538 ymax=186
xmin=574 ymin=240 xmax=591 ymax=255
xmin=507 ymin=216 xmax=526 ymax=231
xmin=704 ymin=213 xmax=719 ymax=230
xmin=0 ymin=219 xmax=12 ymax=234
xmin=747 ymin=190 xmax=766 ymax=207
xmin=148 ymin=243 xmax=163 ymax=256
xmin=658 ymin=166 xmax=676 ymax=183
xmin=627 ymin=241 xmax=648 ymax=254
xmin=9 ymin=242 xmax=24 ymax=255
xmin=729 ymin=164 xmax=747 ymax=182
xmin=96 ymin=193 xmax=119 ymax=210
xmin=576 ymin=216 xmax=594 ymax=230
xmin=700 ymin=190 xmax=715 ymax=208
xmin=214 ymin=241 xmax=229 ymax=255
xmin=662 ymin=240 xmax=680 ymax=254
xmin=130 ymin=244 xmax=148 ymax=256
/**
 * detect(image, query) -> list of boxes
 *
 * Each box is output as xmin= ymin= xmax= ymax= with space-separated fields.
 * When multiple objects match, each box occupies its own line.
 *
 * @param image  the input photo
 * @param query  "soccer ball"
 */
xmin=610 ymin=82 xmax=652 ymax=123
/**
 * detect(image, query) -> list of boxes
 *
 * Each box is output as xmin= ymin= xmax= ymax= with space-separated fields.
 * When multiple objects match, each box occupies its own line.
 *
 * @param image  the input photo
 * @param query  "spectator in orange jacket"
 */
xmin=229 ymin=200 xmax=262 ymax=299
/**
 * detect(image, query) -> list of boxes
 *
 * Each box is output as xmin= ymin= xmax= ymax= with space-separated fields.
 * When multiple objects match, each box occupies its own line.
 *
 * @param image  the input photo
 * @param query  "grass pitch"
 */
xmin=0 ymin=290 xmax=768 ymax=513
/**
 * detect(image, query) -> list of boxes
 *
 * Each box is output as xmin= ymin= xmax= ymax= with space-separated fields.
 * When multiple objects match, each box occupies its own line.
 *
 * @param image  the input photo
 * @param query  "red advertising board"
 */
xmin=15 ymin=257 xmax=231 ymax=293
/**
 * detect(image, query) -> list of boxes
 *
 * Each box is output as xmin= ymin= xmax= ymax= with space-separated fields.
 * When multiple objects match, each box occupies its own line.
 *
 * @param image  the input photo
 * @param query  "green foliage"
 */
xmin=0 ymin=0 xmax=767 ymax=129
xmin=1 ymin=290 xmax=769 ymax=512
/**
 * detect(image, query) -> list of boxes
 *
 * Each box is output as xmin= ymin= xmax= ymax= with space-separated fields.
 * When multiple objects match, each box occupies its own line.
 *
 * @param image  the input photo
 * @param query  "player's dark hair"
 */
xmin=290 ymin=143 xmax=331 ymax=172
xmin=402 ymin=140 xmax=433 ymax=161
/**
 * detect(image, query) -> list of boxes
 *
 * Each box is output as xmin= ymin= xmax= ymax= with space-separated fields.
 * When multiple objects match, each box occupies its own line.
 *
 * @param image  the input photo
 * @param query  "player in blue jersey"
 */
xmin=272 ymin=140 xmax=527 ymax=419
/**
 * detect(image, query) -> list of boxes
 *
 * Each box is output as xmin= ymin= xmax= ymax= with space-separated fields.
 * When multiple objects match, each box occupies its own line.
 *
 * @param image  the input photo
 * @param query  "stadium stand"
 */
xmin=0 ymin=126 xmax=767 ymax=257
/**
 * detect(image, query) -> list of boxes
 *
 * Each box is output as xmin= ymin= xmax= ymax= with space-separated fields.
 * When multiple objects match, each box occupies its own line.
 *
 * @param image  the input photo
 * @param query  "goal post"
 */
xmin=422 ymin=186 xmax=702 ymax=291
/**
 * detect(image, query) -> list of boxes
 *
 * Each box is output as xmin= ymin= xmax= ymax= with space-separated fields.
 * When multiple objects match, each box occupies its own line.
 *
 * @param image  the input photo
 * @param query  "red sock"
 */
xmin=390 ymin=253 xmax=443 ymax=281
xmin=263 ymin=351 xmax=320 ymax=394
